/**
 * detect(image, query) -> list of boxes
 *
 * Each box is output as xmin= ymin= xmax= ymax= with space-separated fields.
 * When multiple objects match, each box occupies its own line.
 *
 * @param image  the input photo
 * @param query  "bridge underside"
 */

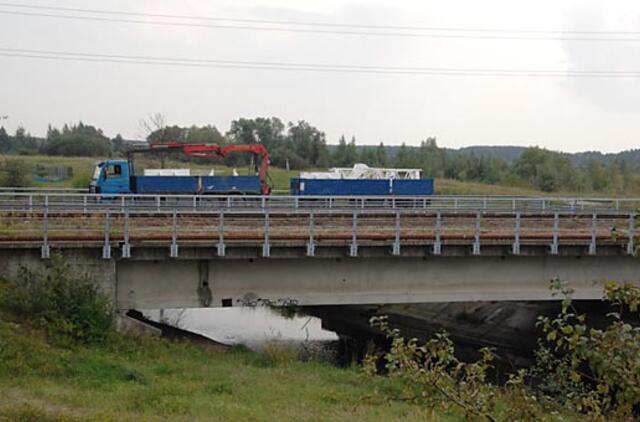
xmin=115 ymin=245 xmax=639 ymax=309
xmin=1 ymin=245 xmax=639 ymax=310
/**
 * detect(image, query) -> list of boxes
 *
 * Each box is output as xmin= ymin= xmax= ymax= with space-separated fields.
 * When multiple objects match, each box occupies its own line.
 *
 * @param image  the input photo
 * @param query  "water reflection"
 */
xmin=144 ymin=307 xmax=338 ymax=350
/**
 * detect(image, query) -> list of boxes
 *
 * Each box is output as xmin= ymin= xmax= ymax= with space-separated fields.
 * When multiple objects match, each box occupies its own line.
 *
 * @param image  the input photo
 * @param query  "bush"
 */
xmin=1 ymin=255 xmax=115 ymax=344
xmin=364 ymin=280 xmax=640 ymax=420
xmin=0 ymin=158 xmax=32 ymax=187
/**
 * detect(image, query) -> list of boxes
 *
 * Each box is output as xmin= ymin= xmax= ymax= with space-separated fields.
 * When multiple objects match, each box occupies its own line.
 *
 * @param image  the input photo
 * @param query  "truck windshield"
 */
xmin=92 ymin=165 xmax=102 ymax=181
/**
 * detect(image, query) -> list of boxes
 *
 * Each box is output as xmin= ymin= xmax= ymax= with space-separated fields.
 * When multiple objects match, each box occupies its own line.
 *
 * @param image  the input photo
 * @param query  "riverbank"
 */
xmin=0 ymin=317 xmax=450 ymax=421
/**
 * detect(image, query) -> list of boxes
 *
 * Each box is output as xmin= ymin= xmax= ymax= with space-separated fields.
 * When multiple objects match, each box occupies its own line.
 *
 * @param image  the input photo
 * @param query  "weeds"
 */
xmin=364 ymin=280 xmax=640 ymax=421
xmin=1 ymin=254 xmax=115 ymax=344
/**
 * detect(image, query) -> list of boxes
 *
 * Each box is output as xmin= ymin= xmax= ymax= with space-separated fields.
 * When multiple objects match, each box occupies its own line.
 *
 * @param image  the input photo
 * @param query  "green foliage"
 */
xmin=1 ymin=255 xmax=115 ymax=344
xmin=0 ymin=157 xmax=32 ymax=187
xmin=366 ymin=281 xmax=640 ymax=420
xmin=533 ymin=279 xmax=640 ymax=419
xmin=43 ymin=122 xmax=112 ymax=157
xmin=365 ymin=316 xmax=509 ymax=421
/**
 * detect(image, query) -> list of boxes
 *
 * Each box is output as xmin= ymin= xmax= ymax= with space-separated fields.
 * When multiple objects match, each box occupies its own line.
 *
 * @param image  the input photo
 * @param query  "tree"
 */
xmin=332 ymin=135 xmax=348 ymax=166
xmin=286 ymin=121 xmax=328 ymax=167
xmin=41 ymin=122 xmax=111 ymax=157
xmin=344 ymin=136 xmax=358 ymax=166
xmin=0 ymin=127 xmax=10 ymax=153
xmin=375 ymin=142 xmax=388 ymax=167
xmin=185 ymin=125 xmax=226 ymax=145
xmin=12 ymin=127 xmax=39 ymax=154
xmin=394 ymin=142 xmax=415 ymax=168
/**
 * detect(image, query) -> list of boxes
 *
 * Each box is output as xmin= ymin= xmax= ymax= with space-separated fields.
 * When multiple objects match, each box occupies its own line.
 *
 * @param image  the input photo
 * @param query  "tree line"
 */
xmin=0 ymin=117 xmax=638 ymax=195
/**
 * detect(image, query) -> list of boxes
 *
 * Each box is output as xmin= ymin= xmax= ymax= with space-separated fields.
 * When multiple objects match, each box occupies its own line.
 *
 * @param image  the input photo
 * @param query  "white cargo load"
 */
xmin=300 ymin=163 xmax=421 ymax=180
xmin=144 ymin=169 xmax=191 ymax=176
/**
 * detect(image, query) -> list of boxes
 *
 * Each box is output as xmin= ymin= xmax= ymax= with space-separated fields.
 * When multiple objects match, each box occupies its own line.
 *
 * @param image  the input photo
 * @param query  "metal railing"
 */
xmin=1 ymin=192 xmax=640 ymax=214
xmin=0 ymin=204 xmax=636 ymax=260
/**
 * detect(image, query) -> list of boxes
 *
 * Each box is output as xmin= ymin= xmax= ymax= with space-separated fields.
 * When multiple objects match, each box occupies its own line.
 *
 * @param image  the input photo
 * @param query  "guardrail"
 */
xmin=1 ymin=192 xmax=640 ymax=213
xmin=0 ymin=205 xmax=636 ymax=260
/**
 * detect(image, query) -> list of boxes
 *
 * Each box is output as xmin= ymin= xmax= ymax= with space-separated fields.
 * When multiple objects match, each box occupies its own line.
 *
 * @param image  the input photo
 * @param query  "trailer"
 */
xmin=290 ymin=178 xmax=434 ymax=196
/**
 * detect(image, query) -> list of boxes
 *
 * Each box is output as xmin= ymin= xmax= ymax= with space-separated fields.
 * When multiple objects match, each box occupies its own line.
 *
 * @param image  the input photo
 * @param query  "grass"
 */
xmin=0 ymin=316 xmax=459 ymax=421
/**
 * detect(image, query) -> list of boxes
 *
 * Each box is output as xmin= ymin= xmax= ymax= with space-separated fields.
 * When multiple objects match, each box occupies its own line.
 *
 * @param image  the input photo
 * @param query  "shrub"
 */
xmin=1 ymin=254 xmax=115 ymax=344
xmin=364 ymin=280 xmax=640 ymax=420
xmin=533 ymin=279 xmax=640 ymax=419
xmin=0 ymin=158 xmax=32 ymax=187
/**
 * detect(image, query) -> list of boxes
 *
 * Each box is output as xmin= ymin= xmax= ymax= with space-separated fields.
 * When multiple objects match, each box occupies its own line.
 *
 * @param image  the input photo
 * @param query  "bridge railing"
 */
xmin=1 ymin=192 xmax=639 ymax=214
xmin=0 ymin=202 xmax=636 ymax=259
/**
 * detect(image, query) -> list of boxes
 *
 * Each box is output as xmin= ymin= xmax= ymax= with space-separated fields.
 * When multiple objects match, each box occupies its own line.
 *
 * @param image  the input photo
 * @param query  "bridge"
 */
xmin=0 ymin=191 xmax=639 ymax=310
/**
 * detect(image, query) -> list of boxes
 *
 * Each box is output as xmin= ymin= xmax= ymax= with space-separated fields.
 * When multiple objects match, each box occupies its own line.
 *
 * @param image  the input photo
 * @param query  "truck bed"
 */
xmin=132 ymin=176 xmax=262 ymax=195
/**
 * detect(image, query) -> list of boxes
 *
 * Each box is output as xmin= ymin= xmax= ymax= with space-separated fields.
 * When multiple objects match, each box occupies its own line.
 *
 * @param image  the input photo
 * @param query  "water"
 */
xmin=144 ymin=307 xmax=338 ymax=350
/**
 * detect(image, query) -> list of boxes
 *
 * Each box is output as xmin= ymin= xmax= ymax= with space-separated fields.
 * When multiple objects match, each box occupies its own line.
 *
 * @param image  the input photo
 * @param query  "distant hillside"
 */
xmin=342 ymin=144 xmax=640 ymax=169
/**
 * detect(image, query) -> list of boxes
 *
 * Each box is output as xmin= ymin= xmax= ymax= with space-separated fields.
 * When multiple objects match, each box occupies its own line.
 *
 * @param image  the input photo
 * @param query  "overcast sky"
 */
xmin=1 ymin=0 xmax=640 ymax=152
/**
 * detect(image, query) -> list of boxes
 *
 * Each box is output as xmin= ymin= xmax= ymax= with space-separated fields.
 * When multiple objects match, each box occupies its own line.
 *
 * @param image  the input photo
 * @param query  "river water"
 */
xmin=144 ymin=308 xmax=338 ymax=350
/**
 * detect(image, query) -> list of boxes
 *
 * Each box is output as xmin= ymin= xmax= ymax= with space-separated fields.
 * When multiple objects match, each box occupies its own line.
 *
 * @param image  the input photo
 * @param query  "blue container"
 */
xmin=133 ymin=176 xmax=199 ymax=194
xmin=201 ymin=176 xmax=262 ymax=194
xmin=391 ymin=179 xmax=434 ymax=196
xmin=290 ymin=178 xmax=434 ymax=196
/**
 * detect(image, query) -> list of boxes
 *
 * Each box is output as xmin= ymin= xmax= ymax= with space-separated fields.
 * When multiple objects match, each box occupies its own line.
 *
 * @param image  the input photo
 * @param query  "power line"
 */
xmin=0 ymin=1 xmax=638 ymax=35
xmin=0 ymin=6 xmax=639 ymax=41
xmin=1 ymin=47 xmax=639 ymax=77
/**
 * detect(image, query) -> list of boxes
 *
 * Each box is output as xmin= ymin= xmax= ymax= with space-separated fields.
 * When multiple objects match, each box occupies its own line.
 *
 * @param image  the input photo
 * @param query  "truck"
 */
xmin=89 ymin=143 xmax=271 ymax=195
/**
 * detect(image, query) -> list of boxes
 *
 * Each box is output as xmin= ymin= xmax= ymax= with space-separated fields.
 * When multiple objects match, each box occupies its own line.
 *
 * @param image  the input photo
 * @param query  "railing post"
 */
xmin=41 ymin=203 xmax=50 ymax=259
xmin=589 ymin=213 xmax=597 ymax=255
xmin=83 ymin=195 xmax=87 ymax=213
xmin=170 ymin=208 xmax=179 ymax=258
xmin=551 ymin=213 xmax=559 ymax=255
xmin=512 ymin=212 xmax=521 ymax=255
xmin=193 ymin=196 xmax=197 ymax=211
xmin=307 ymin=213 xmax=316 ymax=257
xmin=262 ymin=211 xmax=271 ymax=258
xmin=392 ymin=211 xmax=401 ymax=256
xmin=473 ymin=212 xmax=481 ymax=255
xmin=628 ymin=213 xmax=636 ymax=256
xmin=156 ymin=196 xmax=161 ymax=212
xmin=217 ymin=211 xmax=226 ymax=257
xmin=433 ymin=212 xmax=442 ymax=255
xmin=103 ymin=211 xmax=112 ymax=260
xmin=28 ymin=194 xmax=33 ymax=213
xmin=349 ymin=212 xmax=358 ymax=257
xmin=122 ymin=210 xmax=131 ymax=258
xmin=121 ymin=196 xmax=126 ymax=213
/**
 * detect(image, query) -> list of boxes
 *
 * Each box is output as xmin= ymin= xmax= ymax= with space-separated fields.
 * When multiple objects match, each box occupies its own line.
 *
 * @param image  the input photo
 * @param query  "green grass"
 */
xmin=0 ymin=317 xmax=457 ymax=421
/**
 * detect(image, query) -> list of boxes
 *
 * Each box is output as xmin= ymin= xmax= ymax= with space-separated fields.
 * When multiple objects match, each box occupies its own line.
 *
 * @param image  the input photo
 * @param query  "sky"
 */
xmin=1 ymin=0 xmax=640 ymax=152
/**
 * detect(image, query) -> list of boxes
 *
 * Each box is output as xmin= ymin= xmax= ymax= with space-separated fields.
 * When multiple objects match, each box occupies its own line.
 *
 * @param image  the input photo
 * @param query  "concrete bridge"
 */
xmin=0 ymin=192 xmax=639 ymax=310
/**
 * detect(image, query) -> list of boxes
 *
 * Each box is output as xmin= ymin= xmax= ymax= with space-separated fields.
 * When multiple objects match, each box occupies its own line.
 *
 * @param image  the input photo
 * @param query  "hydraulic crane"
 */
xmin=127 ymin=142 xmax=271 ymax=195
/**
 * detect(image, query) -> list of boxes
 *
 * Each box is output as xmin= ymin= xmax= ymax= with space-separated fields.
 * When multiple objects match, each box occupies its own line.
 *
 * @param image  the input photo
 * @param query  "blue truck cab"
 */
xmin=90 ymin=160 xmax=132 ymax=194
